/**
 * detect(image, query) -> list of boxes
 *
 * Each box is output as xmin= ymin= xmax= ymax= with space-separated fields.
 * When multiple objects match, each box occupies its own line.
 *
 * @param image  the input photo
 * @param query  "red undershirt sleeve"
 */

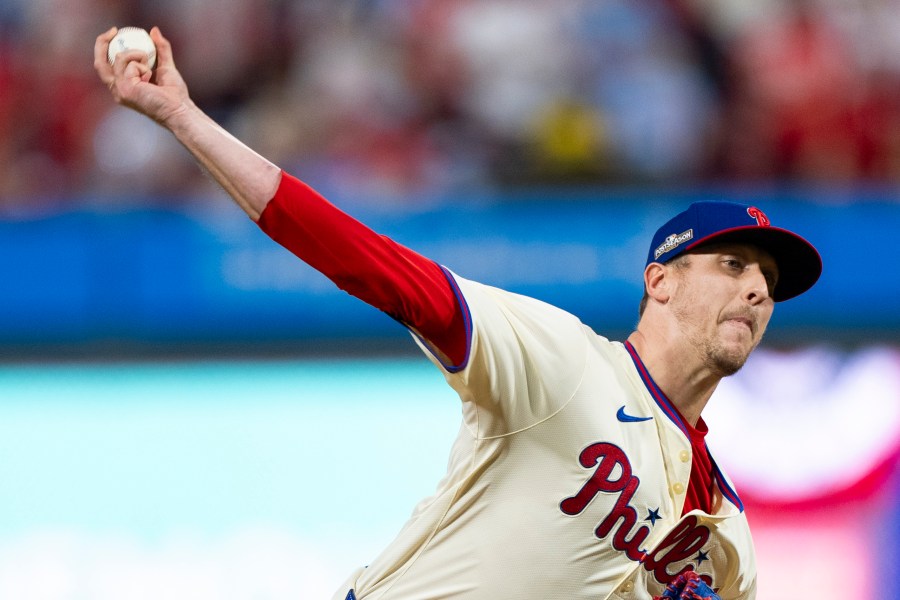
xmin=255 ymin=171 xmax=468 ymax=368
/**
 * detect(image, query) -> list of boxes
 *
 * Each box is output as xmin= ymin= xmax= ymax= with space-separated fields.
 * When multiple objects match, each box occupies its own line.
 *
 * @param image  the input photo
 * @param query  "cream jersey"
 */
xmin=334 ymin=274 xmax=757 ymax=600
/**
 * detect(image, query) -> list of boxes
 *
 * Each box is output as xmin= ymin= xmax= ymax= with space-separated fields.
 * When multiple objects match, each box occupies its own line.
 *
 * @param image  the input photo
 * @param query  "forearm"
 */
xmin=96 ymin=26 xmax=280 ymax=220
xmin=94 ymin=26 xmax=465 ymax=362
xmin=164 ymin=103 xmax=281 ymax=221
xmin=162 ymin=102 xmax=467 ymax=363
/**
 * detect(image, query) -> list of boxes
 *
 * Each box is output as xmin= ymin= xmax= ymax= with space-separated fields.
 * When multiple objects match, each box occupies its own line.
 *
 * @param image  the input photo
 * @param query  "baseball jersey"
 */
xmin=335 ymin=273 xmax=757 ymax=600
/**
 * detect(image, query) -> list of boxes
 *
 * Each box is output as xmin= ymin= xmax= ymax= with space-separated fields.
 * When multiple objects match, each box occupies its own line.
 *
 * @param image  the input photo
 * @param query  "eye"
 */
xmin=723 ymin=257 xmax=743 ymax=270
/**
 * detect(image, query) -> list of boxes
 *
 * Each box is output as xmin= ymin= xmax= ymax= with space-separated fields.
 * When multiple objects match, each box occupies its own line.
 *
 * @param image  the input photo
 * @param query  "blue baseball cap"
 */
xmin=646 ymin=201 xmax=822 ymax=301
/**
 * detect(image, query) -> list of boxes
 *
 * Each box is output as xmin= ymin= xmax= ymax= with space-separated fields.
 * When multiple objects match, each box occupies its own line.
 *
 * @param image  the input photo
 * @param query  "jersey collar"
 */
xmin=624 ymin=341 xmax=690 ymax=437
xmin=623 ymin=341 xmax=744 ymax=512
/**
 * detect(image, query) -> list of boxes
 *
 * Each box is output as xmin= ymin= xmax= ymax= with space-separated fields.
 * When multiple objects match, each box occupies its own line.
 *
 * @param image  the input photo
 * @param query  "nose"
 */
xmin=743 ymin=266 xmax=772 ymax=305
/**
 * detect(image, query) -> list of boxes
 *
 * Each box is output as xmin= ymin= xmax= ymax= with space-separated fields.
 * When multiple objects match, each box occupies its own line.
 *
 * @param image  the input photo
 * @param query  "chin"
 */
xmin=707 ymin=343 xmax=752 ymax=377
xmin=713 ymin=355 xmax=746 ymax=377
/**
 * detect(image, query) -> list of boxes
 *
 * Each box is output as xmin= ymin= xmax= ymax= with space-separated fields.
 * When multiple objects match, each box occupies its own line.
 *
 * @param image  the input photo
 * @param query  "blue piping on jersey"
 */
xmin=401 ymin=265 xmax=472 ymax=373
xmin=438 ymin=266 xmax=473 ymax=373
xmin=624 ymin=341 xmax=744 ymax=513
xmin=624 ymin=341 xmax=690 ymax=438
xmin=413 ymin=265 xmax=473 ymax=373
xmin=398 ymin=264 xmax=472 ymax=373
xmin=710 ymin=453 xmax=744 ymax=512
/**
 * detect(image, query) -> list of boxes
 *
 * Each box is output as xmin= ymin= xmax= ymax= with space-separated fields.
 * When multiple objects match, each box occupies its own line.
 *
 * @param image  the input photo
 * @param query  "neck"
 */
xmin=626 ymin=328 xmax=723 ymax=427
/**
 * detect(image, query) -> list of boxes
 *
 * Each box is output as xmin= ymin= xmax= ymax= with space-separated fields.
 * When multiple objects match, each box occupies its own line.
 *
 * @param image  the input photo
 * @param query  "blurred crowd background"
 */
xmin=3 ymin=0 xmax=900 ymax=210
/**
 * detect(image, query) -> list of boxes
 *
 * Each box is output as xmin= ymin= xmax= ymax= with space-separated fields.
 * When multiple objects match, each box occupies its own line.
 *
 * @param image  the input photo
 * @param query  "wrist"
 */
xmin=159 ymin=100 xmax=200 ymax=133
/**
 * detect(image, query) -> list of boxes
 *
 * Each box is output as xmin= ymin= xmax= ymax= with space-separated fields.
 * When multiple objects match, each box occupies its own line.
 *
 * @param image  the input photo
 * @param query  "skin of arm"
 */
xmin=93 ymin=26 xmax=279 ymax=220
xmin=94 ymin=26 xmax=467 ymax=366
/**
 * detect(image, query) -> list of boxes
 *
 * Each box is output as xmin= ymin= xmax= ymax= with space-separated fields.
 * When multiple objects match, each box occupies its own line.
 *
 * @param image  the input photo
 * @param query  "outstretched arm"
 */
xmin=94 ymin=26 xmax=467 ymax=367
xmin=94 ymin=26 xmax=280 ymax=220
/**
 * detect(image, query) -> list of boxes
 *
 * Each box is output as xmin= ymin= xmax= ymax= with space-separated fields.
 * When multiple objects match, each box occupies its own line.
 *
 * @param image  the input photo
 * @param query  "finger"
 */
xmin=149 ymin=26 xmax=175 ymax=69
xmin=93 ymin=26 xmax=118 ymax=83
xmin=112 ymin=48 xmax=152 ymax=77
xmin=124 ymin=59 xmax=152 ymax=81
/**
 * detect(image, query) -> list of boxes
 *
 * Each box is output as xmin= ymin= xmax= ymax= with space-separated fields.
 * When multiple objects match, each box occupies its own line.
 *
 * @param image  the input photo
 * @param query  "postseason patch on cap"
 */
xmin=653 ymin=229 xmax=693 ymax=260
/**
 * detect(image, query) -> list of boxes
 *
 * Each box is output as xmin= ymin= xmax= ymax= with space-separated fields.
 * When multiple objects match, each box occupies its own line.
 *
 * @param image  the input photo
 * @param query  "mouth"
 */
xmin=722 ymin=315 xmax=756 ymax=336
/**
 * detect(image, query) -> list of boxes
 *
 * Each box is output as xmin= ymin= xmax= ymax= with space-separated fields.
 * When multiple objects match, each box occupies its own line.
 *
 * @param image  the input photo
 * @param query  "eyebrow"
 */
xmin=709 ymin=245 xmax=779 ymax=282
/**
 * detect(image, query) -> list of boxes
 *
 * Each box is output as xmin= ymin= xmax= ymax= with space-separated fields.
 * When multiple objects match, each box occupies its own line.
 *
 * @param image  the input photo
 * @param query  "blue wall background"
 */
xmin=1 ymin=190 xmax=897 ymax=353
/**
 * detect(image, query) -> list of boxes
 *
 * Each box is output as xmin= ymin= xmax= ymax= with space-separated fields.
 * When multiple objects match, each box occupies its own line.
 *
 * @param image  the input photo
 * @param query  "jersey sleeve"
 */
xmin=256 ymin=171 xmax=467 ymax=367
xmin=414 ymin=273 xmax=590 ymax=438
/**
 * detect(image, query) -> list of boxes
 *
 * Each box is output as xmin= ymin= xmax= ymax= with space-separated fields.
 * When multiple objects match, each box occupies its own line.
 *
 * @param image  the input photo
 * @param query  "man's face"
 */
xmin=666 ymin=243 xmax=778 ymax=376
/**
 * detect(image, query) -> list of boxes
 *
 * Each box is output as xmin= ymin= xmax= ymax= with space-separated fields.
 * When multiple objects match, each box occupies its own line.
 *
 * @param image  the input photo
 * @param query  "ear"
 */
xmin=644 ymin=262 xmax=671 ymax=305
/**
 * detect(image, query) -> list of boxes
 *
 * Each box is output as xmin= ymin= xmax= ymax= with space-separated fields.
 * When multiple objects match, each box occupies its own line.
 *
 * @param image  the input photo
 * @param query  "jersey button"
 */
xmin=672 ymin=483 xmax=685 ymax=495
xmin=620 ymin=580 xmax=634 ymax=593
xmin=679 ymin=450 xmax=690 ymax=463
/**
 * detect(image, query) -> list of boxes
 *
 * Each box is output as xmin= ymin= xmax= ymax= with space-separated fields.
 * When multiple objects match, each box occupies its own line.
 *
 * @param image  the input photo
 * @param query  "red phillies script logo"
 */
xmin=747 ymin=206 xmax=770 ymax=227
xmin=560 ymin=442 xmax=712 ymax=586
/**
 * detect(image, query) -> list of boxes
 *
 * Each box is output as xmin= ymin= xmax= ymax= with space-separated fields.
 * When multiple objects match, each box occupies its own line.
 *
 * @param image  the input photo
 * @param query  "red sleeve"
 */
xmin=256 ymin=171 xmax=468 ymax=367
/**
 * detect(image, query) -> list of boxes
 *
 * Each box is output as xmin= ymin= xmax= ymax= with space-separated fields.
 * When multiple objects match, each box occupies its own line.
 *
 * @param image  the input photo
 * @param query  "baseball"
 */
xmin=107 ymin=27 xmax=157 ymax=70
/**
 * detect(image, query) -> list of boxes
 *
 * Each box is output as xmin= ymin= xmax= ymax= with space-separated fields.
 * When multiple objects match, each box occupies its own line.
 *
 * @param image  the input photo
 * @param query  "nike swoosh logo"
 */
xmin=617 ymin=406 xmax=653 ymax=423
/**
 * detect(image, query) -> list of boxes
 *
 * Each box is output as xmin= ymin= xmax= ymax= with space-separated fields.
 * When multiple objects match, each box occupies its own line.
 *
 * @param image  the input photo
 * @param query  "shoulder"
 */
xmin=452 ymin=274 xmax=586 ymax=332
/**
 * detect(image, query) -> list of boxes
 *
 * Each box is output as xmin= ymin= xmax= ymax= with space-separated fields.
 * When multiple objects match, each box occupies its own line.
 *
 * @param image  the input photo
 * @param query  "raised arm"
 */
xmin=93 ymin=26 xmax=468 ymax=367
xmin=93 ymin=26 xmax=279 ymax=220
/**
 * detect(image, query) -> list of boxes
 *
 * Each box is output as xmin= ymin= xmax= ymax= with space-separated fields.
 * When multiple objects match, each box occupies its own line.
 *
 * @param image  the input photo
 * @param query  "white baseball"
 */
xmin=107 ymin=27 xmax=157 ymax=70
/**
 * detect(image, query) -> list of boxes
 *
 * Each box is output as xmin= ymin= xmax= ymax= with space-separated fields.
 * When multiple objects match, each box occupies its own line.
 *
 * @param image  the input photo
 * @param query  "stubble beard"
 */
xmin=701 ymin=337 xmax=755 ymax=377
xmin=673 ymin=304 xmax=759 ymax=378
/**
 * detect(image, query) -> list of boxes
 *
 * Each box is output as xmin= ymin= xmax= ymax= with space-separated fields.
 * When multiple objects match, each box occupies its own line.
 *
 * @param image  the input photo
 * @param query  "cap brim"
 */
xmin=685 ymin=226 xmax=822 ymax=301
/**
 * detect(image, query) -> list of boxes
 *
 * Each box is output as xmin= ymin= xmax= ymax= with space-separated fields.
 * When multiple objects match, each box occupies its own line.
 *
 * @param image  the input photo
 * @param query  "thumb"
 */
xmin=149 ymin=26 xmax=175 ymax=69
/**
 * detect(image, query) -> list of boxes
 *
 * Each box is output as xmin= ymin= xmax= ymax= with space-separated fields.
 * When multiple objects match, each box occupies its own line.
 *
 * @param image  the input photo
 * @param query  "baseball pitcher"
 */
xmin=95 ymin=26 xmax=822 ymax=600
